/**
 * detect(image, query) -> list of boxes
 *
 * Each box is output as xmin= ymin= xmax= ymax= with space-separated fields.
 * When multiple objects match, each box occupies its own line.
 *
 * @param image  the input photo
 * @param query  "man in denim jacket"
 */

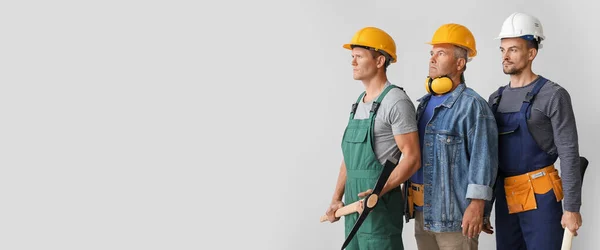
xmin=404 ymin=23 xmax=498 ymax=250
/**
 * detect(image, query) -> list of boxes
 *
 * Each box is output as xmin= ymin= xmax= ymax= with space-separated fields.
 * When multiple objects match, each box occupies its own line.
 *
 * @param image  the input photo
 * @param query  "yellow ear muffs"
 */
xmin=425 ymin=76 xmax=453 ymax=95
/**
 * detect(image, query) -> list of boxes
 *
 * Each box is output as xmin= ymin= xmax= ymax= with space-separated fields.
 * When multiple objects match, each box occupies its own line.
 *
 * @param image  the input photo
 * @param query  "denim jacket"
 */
xmin=416 ymin=83 xmax=498 ymax=233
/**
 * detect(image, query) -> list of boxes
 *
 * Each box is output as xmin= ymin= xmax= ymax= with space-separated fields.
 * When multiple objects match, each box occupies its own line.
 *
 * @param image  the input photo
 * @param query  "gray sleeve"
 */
xmin=388 ymin=99 xmax=418 ymax=135
xmin=547 ymin=88 xmax=582 ymax=212
xmin=484 ymin=92 xmax=499 ymax=217
xmin=487 ymin=90 xmax=501 ymax=109
xmin=487 ymin=92 xmax=496 ymax=106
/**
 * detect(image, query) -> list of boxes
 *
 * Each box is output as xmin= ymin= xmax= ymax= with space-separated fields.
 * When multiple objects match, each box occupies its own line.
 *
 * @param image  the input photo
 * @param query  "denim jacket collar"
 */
xmin=417 ymin=83 xmax=466 ymax=109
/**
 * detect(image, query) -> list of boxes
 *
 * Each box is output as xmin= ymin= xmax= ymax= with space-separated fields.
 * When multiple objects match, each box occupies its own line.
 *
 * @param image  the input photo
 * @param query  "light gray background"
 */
xmin=1 ymin=0 xmax=598 ymax=249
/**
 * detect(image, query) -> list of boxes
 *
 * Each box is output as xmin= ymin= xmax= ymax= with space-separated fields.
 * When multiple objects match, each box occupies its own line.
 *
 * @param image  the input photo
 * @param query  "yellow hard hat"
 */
xmin=343 ymin=27 xmax=397 ymax=63
xmin=427 ymin=23 xmax=477 ymax=58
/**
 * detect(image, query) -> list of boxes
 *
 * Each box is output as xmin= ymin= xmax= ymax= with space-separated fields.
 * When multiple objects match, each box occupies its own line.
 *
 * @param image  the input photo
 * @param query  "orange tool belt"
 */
xmin=504 ymin=165 xmax=564 ymax=214
xmin=407 ymin=182 xmax=424 ymax=217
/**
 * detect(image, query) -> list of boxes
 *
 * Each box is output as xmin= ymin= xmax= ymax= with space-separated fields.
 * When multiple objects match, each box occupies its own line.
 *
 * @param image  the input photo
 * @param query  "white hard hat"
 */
xmin=496 ymin=12 xmax=545 ymax=48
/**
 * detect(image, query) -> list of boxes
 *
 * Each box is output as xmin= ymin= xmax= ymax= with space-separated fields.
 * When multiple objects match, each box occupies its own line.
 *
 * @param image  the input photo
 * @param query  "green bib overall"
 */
xmin=341 ymin=85 xmax=405 ymax=250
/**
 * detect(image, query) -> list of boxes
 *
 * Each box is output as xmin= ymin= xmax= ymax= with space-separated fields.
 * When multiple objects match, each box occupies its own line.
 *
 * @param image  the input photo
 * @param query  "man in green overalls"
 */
xmin=324 ymin=27 xmax=421 ymax=249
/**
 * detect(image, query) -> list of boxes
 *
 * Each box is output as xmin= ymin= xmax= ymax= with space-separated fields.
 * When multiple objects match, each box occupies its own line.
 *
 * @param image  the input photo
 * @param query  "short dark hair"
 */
xmin=525 ymin=39 xmax=540 ymax=50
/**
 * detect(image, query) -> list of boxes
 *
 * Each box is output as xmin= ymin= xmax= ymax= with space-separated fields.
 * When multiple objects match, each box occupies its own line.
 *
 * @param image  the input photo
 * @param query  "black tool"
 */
xmin=340 ymin=150 xmax=400 ymax=249
xmin=403 ymin=179 xmax=411 ymax=223
xmin=579 ymin=156 xmax=588 ymax=181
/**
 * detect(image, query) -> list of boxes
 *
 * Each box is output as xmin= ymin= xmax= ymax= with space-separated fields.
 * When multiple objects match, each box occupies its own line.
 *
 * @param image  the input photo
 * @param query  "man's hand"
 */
xmin=358 ymin=189 xmax=373 ymax=198
xmin=561 ymin=211 xmax=583 ymax=236
xmin=462 ymin=199 xmax=485 ymax=238
xmin=482 ymin=217 xmax=494 ymax=234
xmin=325 ymin=200 xmax=344 ymax=223
xmin=356 ymin=189 xmax=373 ymax=214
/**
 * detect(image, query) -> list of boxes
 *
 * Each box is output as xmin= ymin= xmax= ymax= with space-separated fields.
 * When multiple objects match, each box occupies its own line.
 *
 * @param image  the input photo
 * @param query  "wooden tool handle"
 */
xmin=561 ymin=229 xmax=574 ymax=250
xmin=319 ymin=200 xmax=360 ymax=222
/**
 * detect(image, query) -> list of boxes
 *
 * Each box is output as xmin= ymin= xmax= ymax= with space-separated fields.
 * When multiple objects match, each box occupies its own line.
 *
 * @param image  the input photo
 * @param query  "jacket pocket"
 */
xmin=436 ymin=134 xmax=463 ymax=168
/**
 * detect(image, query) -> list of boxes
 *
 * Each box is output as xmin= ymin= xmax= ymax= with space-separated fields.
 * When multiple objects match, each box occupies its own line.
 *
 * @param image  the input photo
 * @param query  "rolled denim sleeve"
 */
xmin=466 ymin=184 xmax=493 ymax=200
xmin=465 ymin=101 xmax=498 ymax=201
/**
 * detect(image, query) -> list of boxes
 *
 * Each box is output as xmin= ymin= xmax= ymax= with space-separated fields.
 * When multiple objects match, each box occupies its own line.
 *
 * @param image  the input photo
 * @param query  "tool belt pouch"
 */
xmin=504 ymin=166 xmax=563 ymax=214
xmin=412 ymin=183 xmax=424 ymax=207
xmin=504 ymin=177 xmax=537 ymax=214
xmin=549 ymin=171 xmax=564 ymax=202
xmin=407 ymin=183 xmax=424 ymax=217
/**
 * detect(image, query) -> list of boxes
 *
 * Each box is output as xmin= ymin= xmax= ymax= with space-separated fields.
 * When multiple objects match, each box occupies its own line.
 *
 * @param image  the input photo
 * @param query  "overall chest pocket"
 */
xmin=343 ymin=127 xmax=369 ymax=143
xmin=436 ymin=134 xmax=463 ymax=167
xmin=498 ymin=122 xmax=520 ymax=135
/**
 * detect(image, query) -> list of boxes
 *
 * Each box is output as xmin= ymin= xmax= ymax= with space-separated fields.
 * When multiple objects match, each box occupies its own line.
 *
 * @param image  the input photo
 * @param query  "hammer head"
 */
xmin=580 ymin=156 xmax=589 ymax=181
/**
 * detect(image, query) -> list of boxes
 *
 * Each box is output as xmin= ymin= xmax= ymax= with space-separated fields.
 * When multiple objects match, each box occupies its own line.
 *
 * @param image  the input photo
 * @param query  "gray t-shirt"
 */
xmin=353 ymin=82 xmax=418 ymax=165
xmin=488 ymin=76 xmax=582 ymax=212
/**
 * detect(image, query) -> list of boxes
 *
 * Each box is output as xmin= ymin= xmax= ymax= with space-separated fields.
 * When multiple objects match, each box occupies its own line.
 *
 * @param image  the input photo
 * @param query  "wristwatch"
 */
xmin=483 ymin=216 xmax=490 ymax=225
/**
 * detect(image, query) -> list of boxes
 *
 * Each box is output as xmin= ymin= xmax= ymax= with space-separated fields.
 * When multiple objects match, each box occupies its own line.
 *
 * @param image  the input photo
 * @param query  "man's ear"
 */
xmin=377 ymin=55 xmax=387 ymax=69
xmin=457 ymin=57 xmax=466 ymax=71
xmin=529 ymin=48 xmax=538 ymax=61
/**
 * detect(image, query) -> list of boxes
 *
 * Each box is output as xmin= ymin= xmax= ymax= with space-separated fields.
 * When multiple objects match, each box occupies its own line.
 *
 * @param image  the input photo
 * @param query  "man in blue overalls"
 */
xmin=487 ymin=12 xmax=584 ymax=250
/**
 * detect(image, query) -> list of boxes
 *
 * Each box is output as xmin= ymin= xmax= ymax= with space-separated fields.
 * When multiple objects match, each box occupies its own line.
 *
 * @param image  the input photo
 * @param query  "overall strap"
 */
xmin=349 ymin=92 xmax=366 ymax=119
xmin=349 ymin=85 xmax=404 ymax=120
xmin=491 ymin=86 xmax=507 ymax=113
xmin=369 ymin=84 xmax=402 ymax=119
xmin=368 ymin=84 xmax=402 ymax=147
xmin=519 ymin=77 xmax=549 ymax=119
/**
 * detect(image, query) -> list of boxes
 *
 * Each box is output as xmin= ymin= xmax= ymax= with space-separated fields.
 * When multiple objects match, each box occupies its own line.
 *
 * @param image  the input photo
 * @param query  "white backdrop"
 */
xmin=1 ymin=0 xmax=598 ymax=249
